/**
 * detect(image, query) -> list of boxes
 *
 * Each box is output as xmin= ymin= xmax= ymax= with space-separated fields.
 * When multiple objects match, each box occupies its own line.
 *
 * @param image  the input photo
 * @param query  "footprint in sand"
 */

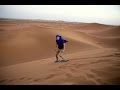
xmin=19 ymin=77 xmax=32 ymax=82
xmin=0 ymin=79 xmax=7 ymax=84
xmin=106 ymin=77 xmax=120 ymax=84
xmin=114 ymin=63 xmax=120 ymax=67
xmin=70 ymin=67 xmax=77 ymax=72
xmin=65 ymin=72 xmax=73 ymax=77
xmin=65 ymin=67 xmax=78 ymax=78
xmin=45 ymin=73 xmax=56 ymax=80
xmin=58 ymin=65 xmax=66 ymax=69
xmin=103 ymin=54 xmax=114 ymax=58
xmin=85 ymin=70 xmax=111 ymax=85
xmin=7 ymin=79 xmax=14 ymax=82
xmin=19 ymin=77 xmax=26 ymax=80
xmin=58 ymin=63 xmax=69 ymax=69
xmin=90 ymin=61 xmax=99 ymax=64
xmin=84 ymin=72 xmax=102 ymax=85
xmin=0 ymin=79 xmax=14 ymax=84
xmin=33 ymin=78 xmax=42 ymax=82
xmin=114 ymin=52 xmax=120 ymax=57
xmin=85 ymin=72 xmax=95 ymax=78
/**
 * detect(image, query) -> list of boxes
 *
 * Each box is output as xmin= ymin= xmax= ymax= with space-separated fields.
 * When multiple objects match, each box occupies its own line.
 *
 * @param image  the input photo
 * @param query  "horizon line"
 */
xmin=0 ymin=17 xmax=120 ymax=26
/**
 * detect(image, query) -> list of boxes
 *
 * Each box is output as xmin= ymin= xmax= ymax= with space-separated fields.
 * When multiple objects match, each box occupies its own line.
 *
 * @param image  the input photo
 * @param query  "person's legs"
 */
xmin=55 ymin=49 xmax=61 ymax=62
xmin=59 ymin=49 xmax=64 ymax=60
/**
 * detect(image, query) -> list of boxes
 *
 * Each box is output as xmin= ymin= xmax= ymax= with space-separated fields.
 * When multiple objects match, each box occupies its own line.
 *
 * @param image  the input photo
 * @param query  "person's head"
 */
xmin=56 ymin=35 xmax=62 ymax=40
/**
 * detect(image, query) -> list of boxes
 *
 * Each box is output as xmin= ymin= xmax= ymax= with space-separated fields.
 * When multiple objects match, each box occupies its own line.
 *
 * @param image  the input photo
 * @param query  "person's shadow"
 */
xmin=59 ymin=60 xmax=69 ymax=62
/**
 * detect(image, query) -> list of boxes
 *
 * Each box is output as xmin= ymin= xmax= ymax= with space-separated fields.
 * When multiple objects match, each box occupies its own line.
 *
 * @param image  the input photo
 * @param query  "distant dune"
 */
xmin=0 ymin=19 xmax=120 ymax=85
xmin=91 ymin=26 xmax=120 ymax=37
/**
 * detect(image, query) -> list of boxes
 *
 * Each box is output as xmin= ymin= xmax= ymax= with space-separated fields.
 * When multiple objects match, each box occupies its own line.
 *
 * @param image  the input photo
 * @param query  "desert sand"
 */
xmin=0 ymin=19 xmax=120 ymax=85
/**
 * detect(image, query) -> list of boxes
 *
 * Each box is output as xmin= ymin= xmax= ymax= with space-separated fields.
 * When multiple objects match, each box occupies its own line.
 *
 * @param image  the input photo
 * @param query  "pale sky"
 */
xmin=0 ymin=5 xmax=120 ymax=25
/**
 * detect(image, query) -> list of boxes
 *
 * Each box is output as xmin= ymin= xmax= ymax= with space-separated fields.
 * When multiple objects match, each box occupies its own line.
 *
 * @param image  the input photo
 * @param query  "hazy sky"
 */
xmin=0 ymin=5 xmax=120 ymax=25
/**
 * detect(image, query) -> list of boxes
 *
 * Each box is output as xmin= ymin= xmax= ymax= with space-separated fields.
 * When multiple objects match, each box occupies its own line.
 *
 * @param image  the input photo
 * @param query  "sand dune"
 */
xmin=90 ymin=26 xmax=120 ymax=37
xmin=0 ymin=22 xmax=100 ymax=67
xmin=71 ymin=23 xmax=115 ymax=31
xmin=0 ymin=19 xmax=120 ymax=85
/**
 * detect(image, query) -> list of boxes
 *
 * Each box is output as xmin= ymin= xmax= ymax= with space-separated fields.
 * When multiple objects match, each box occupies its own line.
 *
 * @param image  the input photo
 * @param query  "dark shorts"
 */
xmin=58 ymin=45 xmax=64 ymax=49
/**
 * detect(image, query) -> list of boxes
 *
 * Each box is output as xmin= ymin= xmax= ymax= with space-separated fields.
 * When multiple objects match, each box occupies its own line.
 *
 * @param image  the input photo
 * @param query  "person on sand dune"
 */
xmin=55 ymin=35 xmax=68 ymax=62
